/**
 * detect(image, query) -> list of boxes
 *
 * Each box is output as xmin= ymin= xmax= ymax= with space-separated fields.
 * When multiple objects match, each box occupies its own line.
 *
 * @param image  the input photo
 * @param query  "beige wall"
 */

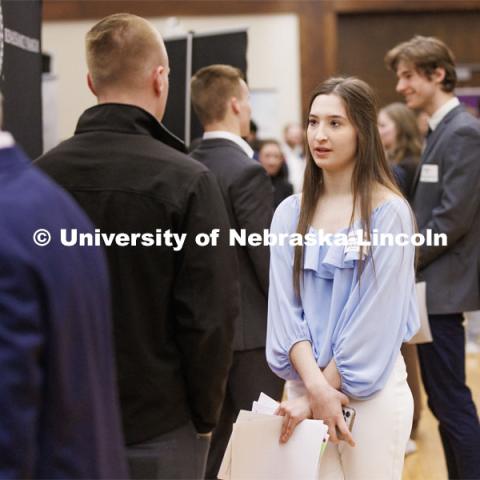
xmin=42 ymin=14 xmax=301 ymax=143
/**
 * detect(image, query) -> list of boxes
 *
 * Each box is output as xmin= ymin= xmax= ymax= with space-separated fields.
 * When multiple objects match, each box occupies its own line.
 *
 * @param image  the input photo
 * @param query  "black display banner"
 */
xmin=191 ymin=30 xmax=247 ymax=143
xmin=0 ymin=0 xmax=42 ymax=158
xmin=164 ymin=29 xmax=247 ymax=147
xmin=163 ymin=36 xmax=188 ymax=142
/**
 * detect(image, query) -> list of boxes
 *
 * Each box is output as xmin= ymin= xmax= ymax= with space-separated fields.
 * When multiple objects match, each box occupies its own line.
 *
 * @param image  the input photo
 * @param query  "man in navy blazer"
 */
xmin=0 ymin=123 xmax=127 ymax=476
xmin=190 ymin=65 xmax=284 ymax=479
xmin=386 ymin=36 xmax=480 ymax=479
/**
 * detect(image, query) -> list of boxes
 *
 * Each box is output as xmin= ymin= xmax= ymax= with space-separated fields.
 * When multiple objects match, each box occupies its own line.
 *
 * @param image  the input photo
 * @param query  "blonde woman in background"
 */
xmin=378 ymin=102 xmax=423 ymax=454
xmin=378 ymin=102 xmax=422 ymax=200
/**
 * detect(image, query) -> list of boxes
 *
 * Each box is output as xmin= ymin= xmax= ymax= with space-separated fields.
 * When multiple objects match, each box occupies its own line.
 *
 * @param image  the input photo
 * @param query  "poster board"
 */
xmin=0 ymin=0 xmax=42 ymax=158
xmin=164 ymin=28 xmax=247 ymax=147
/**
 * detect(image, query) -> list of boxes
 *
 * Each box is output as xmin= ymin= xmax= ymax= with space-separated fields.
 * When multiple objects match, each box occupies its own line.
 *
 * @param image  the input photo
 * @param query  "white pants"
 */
xmin=286 ymin=355 xmax=413 ymax=480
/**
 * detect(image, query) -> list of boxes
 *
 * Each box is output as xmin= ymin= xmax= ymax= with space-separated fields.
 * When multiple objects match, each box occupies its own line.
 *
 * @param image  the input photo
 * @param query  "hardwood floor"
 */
xmin=402 ymin=352 xmax=480 ymax=480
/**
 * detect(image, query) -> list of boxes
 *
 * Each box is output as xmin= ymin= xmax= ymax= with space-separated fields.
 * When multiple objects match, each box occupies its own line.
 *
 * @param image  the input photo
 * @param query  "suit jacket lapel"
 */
xmin=410 ymin=105 xmax=463 ymax=197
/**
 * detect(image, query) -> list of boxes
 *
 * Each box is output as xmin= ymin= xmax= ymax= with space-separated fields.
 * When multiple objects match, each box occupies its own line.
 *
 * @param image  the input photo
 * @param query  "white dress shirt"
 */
xmin=429 ymin=97 xmax=460 ymax=131
xmin=203 ymin=130 xmax=254 ymax=159
xmin=0 ymin=131 xmax=15 ymax=149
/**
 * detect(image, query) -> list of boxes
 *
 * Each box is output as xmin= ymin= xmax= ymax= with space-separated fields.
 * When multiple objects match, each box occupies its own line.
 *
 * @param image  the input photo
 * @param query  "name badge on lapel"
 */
xmin=420 ymin=164 xmax=439 ymax=183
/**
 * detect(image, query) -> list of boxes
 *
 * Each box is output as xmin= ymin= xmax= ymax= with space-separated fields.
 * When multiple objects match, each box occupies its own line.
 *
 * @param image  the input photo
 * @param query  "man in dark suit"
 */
xmin=36 ymin=14 xmax=238 ymax=480
xmin=386 ymin=36 xmax=480 ymax=479
xmin=190 ymin=65 xmax=284 ymax=479
xmin=0 ymin=111 xmax=127 ymax=476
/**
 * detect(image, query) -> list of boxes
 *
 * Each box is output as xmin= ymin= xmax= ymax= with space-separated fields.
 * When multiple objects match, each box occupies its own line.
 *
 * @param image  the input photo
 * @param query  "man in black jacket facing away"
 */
xmin=36 ymin=14 xmax=238 ymax=480
xmin=191 ymin=65 xmax=284 ymax=479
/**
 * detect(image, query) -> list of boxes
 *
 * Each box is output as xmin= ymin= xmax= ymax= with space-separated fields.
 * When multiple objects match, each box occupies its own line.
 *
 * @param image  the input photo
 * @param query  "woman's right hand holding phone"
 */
xmin=289 ymin=341 xmax=355 ymax=447
xmin=306 ymin=381 xmax=355 ymax=447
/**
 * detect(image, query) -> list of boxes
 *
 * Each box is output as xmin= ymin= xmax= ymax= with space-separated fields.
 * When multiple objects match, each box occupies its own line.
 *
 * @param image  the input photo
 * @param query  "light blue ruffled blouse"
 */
xmin=266 ymin=194 xmax=420 ymax=399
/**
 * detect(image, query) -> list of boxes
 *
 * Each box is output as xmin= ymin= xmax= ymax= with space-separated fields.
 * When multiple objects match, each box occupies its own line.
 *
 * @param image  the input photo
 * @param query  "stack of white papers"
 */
xmin=408 ymin=281 xmax=433 ymax=344
xmin=218 ymin=393 xmax=329 ymax=480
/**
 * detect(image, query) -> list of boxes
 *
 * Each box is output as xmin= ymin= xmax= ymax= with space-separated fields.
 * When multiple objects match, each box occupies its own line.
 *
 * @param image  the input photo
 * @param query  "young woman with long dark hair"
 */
xmin=266 ymin=77 xmax=419 ymax=479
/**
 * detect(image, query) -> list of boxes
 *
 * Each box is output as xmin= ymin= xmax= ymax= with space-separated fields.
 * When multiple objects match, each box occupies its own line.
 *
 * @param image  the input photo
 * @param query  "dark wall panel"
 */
xmin=164 ymin=37 xmax=187 ymax=141
xmin=191 ymin=30 xmax=247 ymax=141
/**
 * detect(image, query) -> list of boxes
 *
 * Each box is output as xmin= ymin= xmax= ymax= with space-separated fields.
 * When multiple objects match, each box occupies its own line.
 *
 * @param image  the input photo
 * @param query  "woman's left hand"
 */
xmin=275 ymin=395 xmax=312 ymax=443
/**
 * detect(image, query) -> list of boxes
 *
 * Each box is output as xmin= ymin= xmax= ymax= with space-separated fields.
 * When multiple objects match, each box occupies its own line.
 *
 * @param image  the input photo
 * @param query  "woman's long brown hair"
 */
xmin=293 ymin=77 xmax=402 ymax=298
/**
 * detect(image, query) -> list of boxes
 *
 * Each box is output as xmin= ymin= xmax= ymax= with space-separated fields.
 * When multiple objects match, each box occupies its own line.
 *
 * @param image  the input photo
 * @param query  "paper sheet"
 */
xmin=408 ymin=281 xmax=433 ymax=344
xmin=218 ymin=393 xmax=328 ymax=480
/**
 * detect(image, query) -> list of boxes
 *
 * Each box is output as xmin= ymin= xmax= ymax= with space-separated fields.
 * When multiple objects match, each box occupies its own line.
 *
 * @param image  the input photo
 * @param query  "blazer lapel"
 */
xmin=410 ymin=105 xmax=463 ymax=196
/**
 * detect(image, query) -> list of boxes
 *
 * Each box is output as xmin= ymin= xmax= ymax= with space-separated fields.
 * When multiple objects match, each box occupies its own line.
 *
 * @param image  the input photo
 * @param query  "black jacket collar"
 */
xmin=75 ymin=103 xmax=187 ymax=153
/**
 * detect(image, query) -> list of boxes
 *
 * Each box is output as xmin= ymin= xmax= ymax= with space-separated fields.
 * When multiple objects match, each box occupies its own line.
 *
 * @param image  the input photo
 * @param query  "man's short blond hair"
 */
xmin=86 ymin=13 xmax=166 ymax=92
xmin=191 ymin=65 xmax=244 ymax=126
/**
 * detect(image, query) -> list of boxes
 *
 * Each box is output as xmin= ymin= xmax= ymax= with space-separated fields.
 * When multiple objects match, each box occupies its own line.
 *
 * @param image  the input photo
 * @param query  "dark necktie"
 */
xmin=422 ymin=126 xmax=433 ymax=152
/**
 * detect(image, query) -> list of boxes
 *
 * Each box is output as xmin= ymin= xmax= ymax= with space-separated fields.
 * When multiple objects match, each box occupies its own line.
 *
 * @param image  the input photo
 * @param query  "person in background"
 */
xmin=282 ymin=122 xmax=306 ymax=193
xmin=190 ymin=64 xmax=284 ymax=479
xmin=246 ymin=119 xmax=261 ymax=158
xmin=36 ymin=14 xmax=238 ymax=480
xmin=0 ymin=96 xmax=127 ymax=478
xmin=378 ymin=102 xmax=423 ymax=454
xmin=386 ymin=35 xmax=480 ymax=480
xmin=267 ymin=76 xmax=419 ymax=479
xmin=258 ymin=139 xmax=293 ymax=208
xmin=415 ymin=109 xmax=430 ymax=138
xmin=378 ymin=102 xmax=421 ymax=200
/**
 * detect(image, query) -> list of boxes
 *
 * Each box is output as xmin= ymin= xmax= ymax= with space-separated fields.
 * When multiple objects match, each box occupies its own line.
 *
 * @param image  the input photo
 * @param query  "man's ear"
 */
xmin=87 ymin=73 xmax=97 ymax=96
xmin=231 ymin=96 xmax=240 ymax=115
xmin=432 ymin=67 xmax=446 ymax=85
xmin=153 ymin=66 xmax=165 ymax=96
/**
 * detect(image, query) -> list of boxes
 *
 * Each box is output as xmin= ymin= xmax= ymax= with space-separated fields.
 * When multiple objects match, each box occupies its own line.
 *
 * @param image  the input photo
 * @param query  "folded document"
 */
xmin=218 ymin=393 xmax=329 ymax=480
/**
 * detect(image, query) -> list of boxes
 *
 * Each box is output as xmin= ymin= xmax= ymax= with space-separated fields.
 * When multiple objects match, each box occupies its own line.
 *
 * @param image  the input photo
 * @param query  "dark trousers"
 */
xmin=205 ymin=348 xmax=284 ymax=479
xmin=417 ymin=313 xmax=480 ymax=479
xmin=127 ymin=421 xmax=210 ymax=480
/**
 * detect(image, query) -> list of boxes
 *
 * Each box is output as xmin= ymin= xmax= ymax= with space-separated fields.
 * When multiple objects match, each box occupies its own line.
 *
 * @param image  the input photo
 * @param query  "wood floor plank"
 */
xmin=403 ymin=352 xmax=480 ymax=480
